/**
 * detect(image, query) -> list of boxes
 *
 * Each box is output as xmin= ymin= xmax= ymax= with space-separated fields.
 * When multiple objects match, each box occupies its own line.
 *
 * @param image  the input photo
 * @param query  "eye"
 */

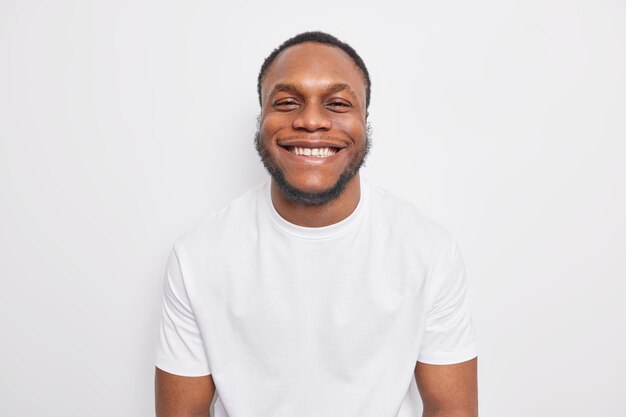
xmin=273 ymin=99 xmax=299 ymax=111
xmin=326 ymin=100 xmax=352 ymax=112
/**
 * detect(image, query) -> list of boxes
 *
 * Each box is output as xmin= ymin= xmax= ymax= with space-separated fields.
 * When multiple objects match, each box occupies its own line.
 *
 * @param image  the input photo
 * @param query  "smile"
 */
xmin=286 ymin=146 xmax=338 ymax=158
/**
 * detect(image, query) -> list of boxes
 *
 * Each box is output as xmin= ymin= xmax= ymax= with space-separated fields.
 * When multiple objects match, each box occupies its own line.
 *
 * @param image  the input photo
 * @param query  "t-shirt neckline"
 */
xmin=263 ymin=176 xmax=369 ymax=240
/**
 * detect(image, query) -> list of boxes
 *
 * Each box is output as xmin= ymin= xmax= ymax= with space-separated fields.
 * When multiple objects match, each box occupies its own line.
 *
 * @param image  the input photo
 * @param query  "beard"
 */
xmin=254 ymin=122 xmax=372 ymax=206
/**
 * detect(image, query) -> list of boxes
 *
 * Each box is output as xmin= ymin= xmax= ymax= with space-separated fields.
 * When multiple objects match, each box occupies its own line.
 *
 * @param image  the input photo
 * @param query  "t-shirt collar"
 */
xmin=263 ymin=175 xmax=368 ymax=240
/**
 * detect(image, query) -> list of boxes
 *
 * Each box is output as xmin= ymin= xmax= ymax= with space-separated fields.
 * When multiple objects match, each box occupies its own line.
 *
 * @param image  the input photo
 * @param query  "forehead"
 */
xmin=262 ymin=42 xmax=366 ymax=102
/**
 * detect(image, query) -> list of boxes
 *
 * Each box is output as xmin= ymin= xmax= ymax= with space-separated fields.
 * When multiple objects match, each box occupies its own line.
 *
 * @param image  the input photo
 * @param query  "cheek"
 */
xmin=335 ymin=117 xmax=366 ymax=141
xmin=260 ymin=113 xmax=291 ymax=138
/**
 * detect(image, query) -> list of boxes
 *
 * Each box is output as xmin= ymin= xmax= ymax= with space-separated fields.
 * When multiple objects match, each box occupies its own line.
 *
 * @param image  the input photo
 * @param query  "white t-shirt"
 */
xmin=155 ymin=175 xmax=478 ymax=417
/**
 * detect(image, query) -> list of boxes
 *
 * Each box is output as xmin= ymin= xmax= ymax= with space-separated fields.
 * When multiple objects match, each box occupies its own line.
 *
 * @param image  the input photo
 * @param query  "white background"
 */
xmin=1 ymin=1 xmax=625 ymax=416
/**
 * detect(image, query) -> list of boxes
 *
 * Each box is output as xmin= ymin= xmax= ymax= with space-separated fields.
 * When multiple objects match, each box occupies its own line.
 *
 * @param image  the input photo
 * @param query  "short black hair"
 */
xmin=257 ymin=31 xmax=371 ymax=109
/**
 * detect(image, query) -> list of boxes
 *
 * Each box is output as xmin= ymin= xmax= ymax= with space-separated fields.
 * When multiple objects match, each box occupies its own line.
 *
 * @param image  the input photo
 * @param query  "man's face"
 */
xmin=255 ymin=42 xmax=370 ymax=206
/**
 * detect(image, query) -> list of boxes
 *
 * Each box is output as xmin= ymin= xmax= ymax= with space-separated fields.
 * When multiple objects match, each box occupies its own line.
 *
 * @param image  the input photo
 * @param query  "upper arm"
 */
xmin=414 ymin=357 xmax=478 ymax=417
xmin=415 ymin=235 xmax=479 ymax=416
xmin=155 ymin=367 xmax=215 ymax=417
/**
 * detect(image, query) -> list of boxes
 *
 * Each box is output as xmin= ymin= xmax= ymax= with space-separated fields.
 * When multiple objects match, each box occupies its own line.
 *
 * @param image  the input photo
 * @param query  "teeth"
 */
xmin=290 ymin=147 xmax=337 ymax=158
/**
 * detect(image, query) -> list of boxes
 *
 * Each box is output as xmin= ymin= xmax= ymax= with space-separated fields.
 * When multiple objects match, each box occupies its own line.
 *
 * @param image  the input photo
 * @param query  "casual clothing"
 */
xmin=155 ymin=175 xmax=478 ymax=417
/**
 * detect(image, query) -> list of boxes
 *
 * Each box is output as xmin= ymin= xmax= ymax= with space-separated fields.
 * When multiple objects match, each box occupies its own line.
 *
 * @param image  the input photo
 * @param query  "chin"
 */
xmin=272 ymin=168 xmax=358 ymax=206
xmin=287 ymin=175 xmax=336 ymax=194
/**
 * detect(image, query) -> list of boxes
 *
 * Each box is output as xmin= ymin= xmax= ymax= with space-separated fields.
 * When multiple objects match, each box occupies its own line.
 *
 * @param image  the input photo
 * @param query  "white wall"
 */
xmin=1 ymin=1 xmax=624 ymax=416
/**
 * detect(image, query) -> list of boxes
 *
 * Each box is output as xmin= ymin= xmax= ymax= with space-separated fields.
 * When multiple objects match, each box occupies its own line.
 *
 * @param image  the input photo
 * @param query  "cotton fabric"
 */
xmin=155 ymin=175 xmax=478 ymax=417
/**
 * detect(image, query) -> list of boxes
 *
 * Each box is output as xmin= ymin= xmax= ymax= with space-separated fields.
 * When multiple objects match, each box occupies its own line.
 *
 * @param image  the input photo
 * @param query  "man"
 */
xmin=155 ymin=31 xmax=478 ymax=417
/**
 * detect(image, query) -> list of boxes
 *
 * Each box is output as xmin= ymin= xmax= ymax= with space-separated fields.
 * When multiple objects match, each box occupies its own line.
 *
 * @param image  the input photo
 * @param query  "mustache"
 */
xmin=274 ymin=134 xmax=345 ymax=142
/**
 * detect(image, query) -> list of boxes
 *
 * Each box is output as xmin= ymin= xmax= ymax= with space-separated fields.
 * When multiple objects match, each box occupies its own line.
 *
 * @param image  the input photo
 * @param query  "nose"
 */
xmin=292 ymin=102 xmax=332 ymax=132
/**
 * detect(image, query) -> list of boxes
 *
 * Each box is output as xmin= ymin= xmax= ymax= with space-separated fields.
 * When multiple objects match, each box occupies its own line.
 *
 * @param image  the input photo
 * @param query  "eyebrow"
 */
xmin=269 ymin=83 xmax=358 ymax=100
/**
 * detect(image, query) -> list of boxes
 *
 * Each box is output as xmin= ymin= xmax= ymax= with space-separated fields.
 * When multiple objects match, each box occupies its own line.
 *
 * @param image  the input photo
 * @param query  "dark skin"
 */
xmin=415 ymin=358 xmax=478 ymax=417
xmin=260 ymin=42 xmax=368 ymax=227
xmin=155 ymin=368 xmax=215 ymax=417
xmin=155 ymin=42 xmax=478 ymax=417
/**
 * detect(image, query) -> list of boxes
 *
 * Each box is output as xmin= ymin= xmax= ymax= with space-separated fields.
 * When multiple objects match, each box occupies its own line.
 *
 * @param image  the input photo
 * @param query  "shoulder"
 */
xmin=174 ymin=180 xmax=267 ymax=255
xmin=365 ymin=178 xmax=456 ymax=251
xmin=365 ymin=178 xmax=462 ymax=290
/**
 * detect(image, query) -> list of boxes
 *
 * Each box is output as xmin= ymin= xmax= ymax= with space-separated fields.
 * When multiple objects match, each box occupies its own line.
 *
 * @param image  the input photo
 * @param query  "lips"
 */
xmin=277 ymin=139 xmax=346 ymax=160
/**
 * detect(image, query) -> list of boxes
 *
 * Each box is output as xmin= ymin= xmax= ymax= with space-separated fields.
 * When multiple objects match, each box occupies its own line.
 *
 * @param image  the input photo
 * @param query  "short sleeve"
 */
xmin=155 ymin=244 xmax=211 ymax=376
xmin=417 ymin=239 xmax=478 ymax=365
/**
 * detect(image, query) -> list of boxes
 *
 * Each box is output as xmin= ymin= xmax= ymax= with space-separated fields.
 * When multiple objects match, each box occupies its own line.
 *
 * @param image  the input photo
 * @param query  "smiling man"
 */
xmin=155 ymin=31 xmax=478 ymax=417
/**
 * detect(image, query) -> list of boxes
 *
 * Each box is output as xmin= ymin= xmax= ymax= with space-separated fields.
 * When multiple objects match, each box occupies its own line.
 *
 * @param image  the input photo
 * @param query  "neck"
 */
xmin=270 ymin=174 xmax=361 ymax=228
